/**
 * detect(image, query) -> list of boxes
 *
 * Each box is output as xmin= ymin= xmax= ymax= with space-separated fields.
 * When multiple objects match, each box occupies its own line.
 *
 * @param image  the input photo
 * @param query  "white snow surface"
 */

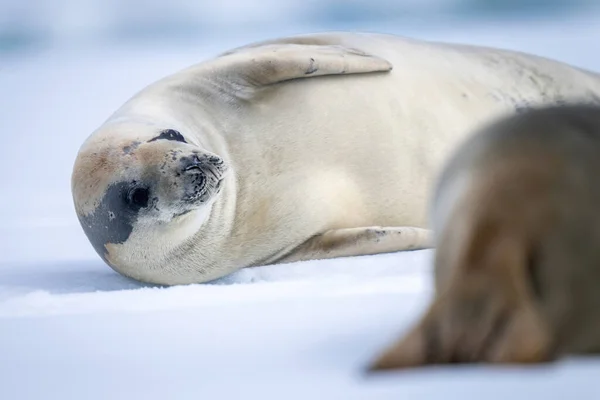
xmin=2 ymin=17 xmax=600 ymax=400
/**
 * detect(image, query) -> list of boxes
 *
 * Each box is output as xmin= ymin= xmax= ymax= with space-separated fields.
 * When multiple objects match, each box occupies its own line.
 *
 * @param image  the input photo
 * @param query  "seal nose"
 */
xmin=182 ymin=155 xmax=204 ymax=174
xmin=181 ymin=154 xmax=225 ymax=176
xmin=206 ymin=155 xmax=224 ymax=166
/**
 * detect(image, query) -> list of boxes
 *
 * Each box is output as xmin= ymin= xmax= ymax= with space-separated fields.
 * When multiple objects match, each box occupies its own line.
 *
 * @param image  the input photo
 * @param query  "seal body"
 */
xmin=369 ymin=104 xmax=600 ymax=370
xmin=71 ymin=32 xmax=600 ymax=285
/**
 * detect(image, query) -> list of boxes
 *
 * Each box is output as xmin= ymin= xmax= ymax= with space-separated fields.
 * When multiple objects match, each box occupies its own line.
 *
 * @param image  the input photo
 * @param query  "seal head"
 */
xmin=71 ymin=123 xmax=229 ymax=273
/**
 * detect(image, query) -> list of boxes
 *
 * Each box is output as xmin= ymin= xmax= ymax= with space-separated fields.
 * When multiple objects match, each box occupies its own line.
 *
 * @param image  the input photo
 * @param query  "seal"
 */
xmin=368 ymin=104 xmax=600 ymax=371
xmin=71 ymin=32 xmax=600 ymax=285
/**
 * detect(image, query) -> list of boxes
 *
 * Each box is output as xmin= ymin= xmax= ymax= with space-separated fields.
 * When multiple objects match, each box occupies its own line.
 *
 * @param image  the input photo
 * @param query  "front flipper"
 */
xmin=207 ymin=42 xmax=392 ymax=99
xmin=276 ymin=226 xmax=433 ymax=264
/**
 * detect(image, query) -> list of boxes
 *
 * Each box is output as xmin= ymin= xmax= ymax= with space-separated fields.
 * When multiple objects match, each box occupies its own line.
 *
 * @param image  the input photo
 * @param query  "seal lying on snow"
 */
xmin=369 ymin=104 xmax=600 ymax=370
xmin=71 ymin=31 xmax=600 ymax=285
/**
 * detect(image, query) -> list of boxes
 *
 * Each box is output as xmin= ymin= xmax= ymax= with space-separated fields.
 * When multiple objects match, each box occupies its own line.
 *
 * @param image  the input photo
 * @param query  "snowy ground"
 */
xmin=2 ymin=15 xmax=600 ymax=400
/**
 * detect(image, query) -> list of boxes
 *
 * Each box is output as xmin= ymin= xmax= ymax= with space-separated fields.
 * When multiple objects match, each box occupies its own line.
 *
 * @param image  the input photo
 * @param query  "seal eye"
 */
xmin=127 ymin=187 xmax=150 ymax=208
xmin=148 ymin=129 xmax=187 ymax=144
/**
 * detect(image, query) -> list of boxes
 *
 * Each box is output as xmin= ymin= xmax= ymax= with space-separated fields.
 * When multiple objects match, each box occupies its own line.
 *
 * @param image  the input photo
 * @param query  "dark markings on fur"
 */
xmin=148 ymin=129 xmax=187 ymax=144
xmin=515 ymin=103 xmax=532 ymax=114
xmin=374 ymin=230 xmax=387 ymax=238
xmin=151 ymin=197 xmax=160 ymax=213
xmin=305 ymin=58 xmax=318 ymax=75
xmin=174 ymin=209 xmax=192 ymax=218
xmin=122 ymin=141 xmax=141 ymax=154
xmin=77 ymin=181 xmax=146 ymax=263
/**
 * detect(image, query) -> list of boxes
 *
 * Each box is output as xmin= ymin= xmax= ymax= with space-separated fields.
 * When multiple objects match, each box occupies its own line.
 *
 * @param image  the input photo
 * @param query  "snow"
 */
xmin=2 ymin=12 xmax=600 ymax=400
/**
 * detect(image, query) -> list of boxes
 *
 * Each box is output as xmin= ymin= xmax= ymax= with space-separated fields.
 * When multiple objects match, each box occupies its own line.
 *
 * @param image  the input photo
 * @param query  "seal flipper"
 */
xmin=367 ymin=293 xmax=553 ymax=371
xmin=274 ymin=226 xmax=432 ymax=264
xmin=210 ymin=42 xmax=392 ymax=96
xmin=367 ymin=232 xmax=555 ymax=371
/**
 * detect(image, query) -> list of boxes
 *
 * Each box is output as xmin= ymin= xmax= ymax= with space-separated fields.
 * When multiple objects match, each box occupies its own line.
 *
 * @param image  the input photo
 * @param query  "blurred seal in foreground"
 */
xmin=71 ymin=32 xmax=600 ymax=285
xmin=369 ymin=104 xmax=600 ymax=371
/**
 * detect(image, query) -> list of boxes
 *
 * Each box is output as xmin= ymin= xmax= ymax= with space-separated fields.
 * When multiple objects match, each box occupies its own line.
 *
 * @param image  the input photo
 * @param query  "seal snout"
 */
xmin=182 ymin=154 xmax=204 ymax=174
xmin=179 ymin=152 xmax=228 ymax=204
xmin=181 ymin=153 xmax=227 ymax=178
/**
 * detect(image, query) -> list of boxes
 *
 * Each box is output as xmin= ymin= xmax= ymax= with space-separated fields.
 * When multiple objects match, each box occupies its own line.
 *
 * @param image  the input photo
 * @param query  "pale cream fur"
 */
xmin=72 ymin=32 xmax=600 ymax=285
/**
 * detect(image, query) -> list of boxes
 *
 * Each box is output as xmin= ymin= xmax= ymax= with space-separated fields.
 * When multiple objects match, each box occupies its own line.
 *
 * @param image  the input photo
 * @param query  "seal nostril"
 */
xmin=183 ymin=155 xmax=203 ymax=173
xmin=184 ymin=165 xmax=200 ymax=172
xmin=208 ymin=155 xmax=223 ymax=165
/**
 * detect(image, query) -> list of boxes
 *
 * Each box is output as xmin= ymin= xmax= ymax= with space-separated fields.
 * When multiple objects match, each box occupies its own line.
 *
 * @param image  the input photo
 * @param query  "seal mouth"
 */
xmin=173 ymin=209 xmax=193 ymax=218
xmin=173 ymin=174 xmax=225 ymax=219
xmin=183 ymin=163 xmax=205 ymax=174
xmin=182 ymin=177 xmax=209 ymax=203
xmin=182 ymin=171 xmax=226 ymax=202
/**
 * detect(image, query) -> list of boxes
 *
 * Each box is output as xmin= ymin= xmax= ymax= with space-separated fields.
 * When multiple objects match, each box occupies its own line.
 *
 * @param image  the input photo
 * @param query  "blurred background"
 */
xmin=0 ymin=1 xmax=599 ymax=264
xmin=1 ymin=4 xmax=600 ymax=398
xmin=1 ymin=0 xmax=600 ymax=56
